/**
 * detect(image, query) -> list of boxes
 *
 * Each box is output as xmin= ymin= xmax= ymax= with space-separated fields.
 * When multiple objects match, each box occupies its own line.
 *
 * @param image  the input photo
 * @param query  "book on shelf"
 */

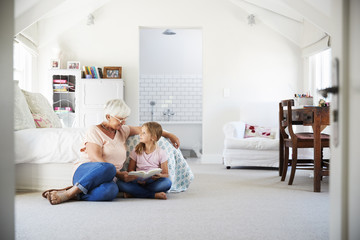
xmin=83 ymin=66 xmax=88 ymax=75
xmin=82 ymin=66 xmax=101 ymax=79
xmin=54 ymin=107 xmax=72 ymax=112
xmin=53 ymin=79 xmax=67 ymax=84
xmin=53 ymin=84 xmax=68 ymax=91
xmin=53 ymin=83 xmax=68 ymax=87
xmin=97 ymin=67 xmax=103 ymax=78
xmin=128 ymin=168 xmax=162 ymax=179
xmin=86 ymin=66 xmax=92 ymax=77
xmin=53 ymin=83 xmax=74 ymax=92
xmin=95 ymin=66 xmax=100 ymax=79
xmin=53 ymin=89 xmax=69 ymax=92
xmin=90 ymin=67 xmax=96 ymax=78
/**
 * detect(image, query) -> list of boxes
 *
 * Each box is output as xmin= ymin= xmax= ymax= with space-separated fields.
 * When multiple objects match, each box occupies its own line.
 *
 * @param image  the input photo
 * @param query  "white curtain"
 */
xmin=13 ymin=34 xmax=38 ymax=91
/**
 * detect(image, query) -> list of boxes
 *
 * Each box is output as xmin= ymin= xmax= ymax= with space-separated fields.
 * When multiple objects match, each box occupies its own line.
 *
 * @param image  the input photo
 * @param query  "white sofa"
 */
xmin=222 ymin=102 xmax=279 ymax=169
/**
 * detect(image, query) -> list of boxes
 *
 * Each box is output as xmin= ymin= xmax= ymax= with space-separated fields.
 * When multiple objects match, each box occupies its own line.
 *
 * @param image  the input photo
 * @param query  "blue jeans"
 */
xmin=117 ymin=177 xmax=172 ymax=198
xmin=72 ymin=162 xmax=119 ymax=201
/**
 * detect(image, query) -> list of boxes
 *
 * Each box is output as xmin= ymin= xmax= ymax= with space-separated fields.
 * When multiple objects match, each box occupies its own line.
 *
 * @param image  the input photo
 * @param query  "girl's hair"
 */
xmin=103 ymin=99 xmax=131 ymax=119
xmin=135 ymin=122 xmax=163 ymax=155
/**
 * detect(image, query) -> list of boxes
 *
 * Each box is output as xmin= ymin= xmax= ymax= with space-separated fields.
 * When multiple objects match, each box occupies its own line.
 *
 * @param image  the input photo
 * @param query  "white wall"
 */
xmin=36 ymin=0 xmax=301 ymax=163
xmin=140 ymin=28 xmax=202 ymax=74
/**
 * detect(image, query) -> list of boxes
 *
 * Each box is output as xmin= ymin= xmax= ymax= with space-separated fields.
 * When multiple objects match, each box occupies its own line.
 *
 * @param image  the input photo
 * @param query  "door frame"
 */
xmin=330 ymin=0 xmax=360 ymax=239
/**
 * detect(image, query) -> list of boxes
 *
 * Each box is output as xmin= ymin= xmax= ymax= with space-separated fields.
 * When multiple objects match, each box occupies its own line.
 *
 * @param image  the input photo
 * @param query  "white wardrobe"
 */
xmin=75 ymin=78 xmax=124 ymax=127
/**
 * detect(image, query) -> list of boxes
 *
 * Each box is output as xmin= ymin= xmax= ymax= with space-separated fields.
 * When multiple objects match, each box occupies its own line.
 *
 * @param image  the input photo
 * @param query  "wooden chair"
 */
xmin=279 ymin=99 xmax=330 ymax=185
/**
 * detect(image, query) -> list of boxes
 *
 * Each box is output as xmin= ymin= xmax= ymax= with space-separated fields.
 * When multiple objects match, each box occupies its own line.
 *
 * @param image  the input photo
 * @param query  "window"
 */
xmin=308 ymin=48 xmax=332 ymax=104
xmin=13 ymin=41 xmax=33 ymax=90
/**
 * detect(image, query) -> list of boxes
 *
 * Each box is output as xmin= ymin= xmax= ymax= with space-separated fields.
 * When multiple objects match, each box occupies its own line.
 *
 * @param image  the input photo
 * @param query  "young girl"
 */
xmin=116 ymin=122 xmax=172 ymax=200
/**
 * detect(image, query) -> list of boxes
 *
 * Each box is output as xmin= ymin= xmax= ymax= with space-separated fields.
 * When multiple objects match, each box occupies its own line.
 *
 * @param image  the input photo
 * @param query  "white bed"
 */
xmin=15 ymin=128 xmax=85 ymax=190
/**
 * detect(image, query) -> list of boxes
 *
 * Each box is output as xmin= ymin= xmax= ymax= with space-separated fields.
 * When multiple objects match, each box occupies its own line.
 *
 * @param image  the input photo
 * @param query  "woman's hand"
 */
xmin=163 ymin=132 xmax=180 ymax=149
xmin=170 ymin=135 xmax=180 ymax=149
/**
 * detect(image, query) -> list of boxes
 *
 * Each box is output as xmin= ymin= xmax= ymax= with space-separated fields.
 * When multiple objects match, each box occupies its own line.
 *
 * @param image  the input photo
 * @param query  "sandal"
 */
xmin=42 ymin=186 xmax=72 ymax=199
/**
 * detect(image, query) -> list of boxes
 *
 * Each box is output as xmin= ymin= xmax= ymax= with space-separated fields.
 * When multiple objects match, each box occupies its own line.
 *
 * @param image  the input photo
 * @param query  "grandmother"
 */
xmin=42 ymin=99 xmax=180 ymax=205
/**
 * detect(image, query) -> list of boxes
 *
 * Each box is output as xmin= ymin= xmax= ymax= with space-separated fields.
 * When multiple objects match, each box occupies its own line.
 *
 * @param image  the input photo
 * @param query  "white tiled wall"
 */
xmin=139 ymin=74 xmax=202 ymax=122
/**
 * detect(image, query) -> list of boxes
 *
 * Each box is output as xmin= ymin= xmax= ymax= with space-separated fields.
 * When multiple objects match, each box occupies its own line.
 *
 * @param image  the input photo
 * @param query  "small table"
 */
xmin=279 ymin=106 xmax=330 ymax=192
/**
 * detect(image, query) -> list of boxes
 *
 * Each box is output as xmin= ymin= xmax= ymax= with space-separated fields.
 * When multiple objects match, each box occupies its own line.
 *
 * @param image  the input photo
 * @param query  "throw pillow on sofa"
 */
xmin=14 ymin=81 xmax=36 ymax=131
xmin=22 ymin=90 xmax=62 ymax=128
xmin=244 ymin=124 xmax=276 ymax=139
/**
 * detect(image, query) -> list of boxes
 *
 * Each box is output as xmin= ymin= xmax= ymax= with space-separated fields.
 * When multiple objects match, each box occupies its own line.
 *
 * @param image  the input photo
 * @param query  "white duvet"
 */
xmin=15 ymin=128 xmax=86 ymax=164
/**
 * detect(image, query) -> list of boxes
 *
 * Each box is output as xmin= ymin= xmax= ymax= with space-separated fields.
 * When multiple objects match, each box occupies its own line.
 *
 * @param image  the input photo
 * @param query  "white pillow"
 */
xmin=223 ymin=121 xmax=246 ymax=139
xmin=22 ymin=90 xmax=62 ymax=128
xmin=14 ymin=81 xmax=36 ymax=131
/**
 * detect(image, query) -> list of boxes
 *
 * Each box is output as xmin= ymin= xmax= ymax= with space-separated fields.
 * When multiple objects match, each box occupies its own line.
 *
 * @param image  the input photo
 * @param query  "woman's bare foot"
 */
xmin=48 ymin=190 xmax=72 ymax=205
xmin=154 ymin=192 xmax=167 ymax=200
xmin=123 ymin=192 xmax=133 ymax=198
xmin=47 ymin=186 xmax=80 ymax=205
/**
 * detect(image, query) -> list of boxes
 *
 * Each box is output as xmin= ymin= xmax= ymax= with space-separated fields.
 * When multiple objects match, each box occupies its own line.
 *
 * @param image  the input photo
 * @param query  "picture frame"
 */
xmin=67 ymin=61 xmax=80 ymax=70
xmin=51 ymin=59 xmax=60 ymax=69
xmin=103 ymin=66 xmax=122 ymax=79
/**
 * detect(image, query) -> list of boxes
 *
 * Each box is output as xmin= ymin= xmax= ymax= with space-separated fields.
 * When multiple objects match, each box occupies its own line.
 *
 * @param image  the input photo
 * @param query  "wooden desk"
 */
xmin=279 ymin=106 xmax=330 ymax=192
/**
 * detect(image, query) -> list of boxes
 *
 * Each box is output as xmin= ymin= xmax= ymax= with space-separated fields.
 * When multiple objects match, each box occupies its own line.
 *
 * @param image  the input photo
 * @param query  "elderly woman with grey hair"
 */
xmin=42 ymin=99 xmax=180 ymax=205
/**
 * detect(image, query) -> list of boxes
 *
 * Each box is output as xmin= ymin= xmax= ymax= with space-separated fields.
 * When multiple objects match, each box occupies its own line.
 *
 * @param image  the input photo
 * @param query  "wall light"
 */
xmin=162 ymin=29 xmax=176 ymax=35
xmin=87 ymin=14 xmax=95 ymax=25
xmin=247 ymin=14 xmax=255 ymax=26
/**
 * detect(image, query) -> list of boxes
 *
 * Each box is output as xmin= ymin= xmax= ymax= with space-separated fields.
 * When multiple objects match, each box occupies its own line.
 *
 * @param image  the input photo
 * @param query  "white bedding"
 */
xmin=15 ymin=128 xmax=86 ymax=164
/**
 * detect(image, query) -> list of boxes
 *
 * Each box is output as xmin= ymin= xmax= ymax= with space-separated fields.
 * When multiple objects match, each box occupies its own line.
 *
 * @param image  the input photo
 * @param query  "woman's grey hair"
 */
xmin=104 ymin=99 xmax=131 ymax=119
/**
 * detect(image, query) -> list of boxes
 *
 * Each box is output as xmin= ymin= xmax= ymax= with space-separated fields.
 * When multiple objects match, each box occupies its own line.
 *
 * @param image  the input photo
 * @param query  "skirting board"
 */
xmin=200 ymin=154 xmax=223 ymax=164
xmin=16 ymin=163 xmax=73 ymax=191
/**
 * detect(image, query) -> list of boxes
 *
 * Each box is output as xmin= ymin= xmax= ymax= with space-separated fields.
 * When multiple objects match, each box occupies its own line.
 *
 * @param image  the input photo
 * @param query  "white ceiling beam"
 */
xmin=281 ymin=0 xmax=331 ymax=35
xmin=36 ymin=0 xmax=112 ymax=48
xmin=237 ymin=0 xmax=304 ymax=23
xmin=15 ymin=0 xmax=66 ymax=36
xmin=230 ymin=0 xmax=304 ymax=46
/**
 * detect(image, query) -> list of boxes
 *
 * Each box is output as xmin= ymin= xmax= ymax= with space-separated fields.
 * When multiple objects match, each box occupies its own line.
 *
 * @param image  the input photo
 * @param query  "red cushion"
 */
xmin=296 ymin=132 xmax=330 ymax=140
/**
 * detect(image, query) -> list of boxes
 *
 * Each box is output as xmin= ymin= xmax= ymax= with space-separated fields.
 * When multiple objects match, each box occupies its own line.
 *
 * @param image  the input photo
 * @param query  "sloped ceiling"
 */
xmin=15 ymin=0 xmax=331 ymax=48
xmin=230 ymin=0 xmax=330 ymax=48
xmin=15 ymin=0 xmax=110 ymax=39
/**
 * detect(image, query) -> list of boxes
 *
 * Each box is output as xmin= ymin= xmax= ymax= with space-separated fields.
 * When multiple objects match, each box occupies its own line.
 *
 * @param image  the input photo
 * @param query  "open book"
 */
xmin=128 ymin=168 xmax=162 ymax=179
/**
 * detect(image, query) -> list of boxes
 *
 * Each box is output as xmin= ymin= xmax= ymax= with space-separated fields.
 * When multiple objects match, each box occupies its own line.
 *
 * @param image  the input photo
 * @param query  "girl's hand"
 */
xmin=137 ymin=180 xmax=146 ymax=185
xmin=151 ymin=174 xmax=161 ymax=180
xmin=119 ymin=172 xmax=138 ymax=182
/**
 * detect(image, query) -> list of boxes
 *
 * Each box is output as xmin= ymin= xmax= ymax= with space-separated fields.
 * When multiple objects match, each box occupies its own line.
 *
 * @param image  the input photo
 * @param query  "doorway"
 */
xmin=139 ymin=27 xmax=203 ymax=157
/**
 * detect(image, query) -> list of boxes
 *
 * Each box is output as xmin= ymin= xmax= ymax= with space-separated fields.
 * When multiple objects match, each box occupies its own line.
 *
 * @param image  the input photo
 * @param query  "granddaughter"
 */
xmin=117 ymin=122 xmax=172 ymax=199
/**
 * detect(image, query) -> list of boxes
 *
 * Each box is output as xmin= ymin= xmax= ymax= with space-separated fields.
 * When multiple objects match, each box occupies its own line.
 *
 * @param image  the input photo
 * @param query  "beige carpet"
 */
xmin=15 ymin=161 xmax=329 ymax=240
